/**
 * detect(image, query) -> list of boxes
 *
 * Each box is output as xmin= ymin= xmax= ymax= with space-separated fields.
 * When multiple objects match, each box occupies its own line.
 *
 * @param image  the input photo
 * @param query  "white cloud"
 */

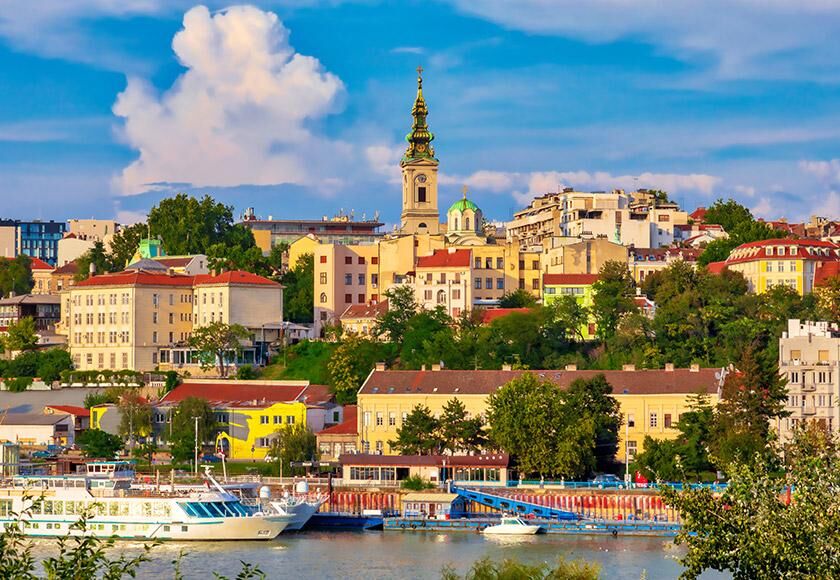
xmin=799 ymin=159 xmax=840 ymax=184
xmin=446 ymin=0 xmax=840 ymax=81
xmin=391 ymin=46 xmax=425 ymax=55
xmin=113 ymin=5 xmax=349 ymax=195
xmin=751 ymin=197 xmax=774 ymax=219
xmin=365 ymin=144 xmax=403 ymax=183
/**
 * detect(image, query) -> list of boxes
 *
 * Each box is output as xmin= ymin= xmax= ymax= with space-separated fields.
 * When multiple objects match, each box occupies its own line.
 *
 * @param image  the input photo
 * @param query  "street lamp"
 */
xmin=192 ymin=416 xmax=200 ymax=477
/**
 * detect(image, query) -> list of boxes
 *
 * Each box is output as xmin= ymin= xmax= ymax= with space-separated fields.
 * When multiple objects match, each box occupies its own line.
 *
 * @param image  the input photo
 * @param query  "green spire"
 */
xmin=402 ymin=66 xmax=437 ymax=164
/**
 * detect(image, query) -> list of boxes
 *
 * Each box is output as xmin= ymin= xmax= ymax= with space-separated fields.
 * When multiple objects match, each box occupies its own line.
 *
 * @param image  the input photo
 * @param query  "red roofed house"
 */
xmin=28 ymin=257 xmax=56 ymax=295
xmin=412 ymin=248 xmax=472 ymax=318
xmin=719 ymin=238 xmax=840 ymax=294
xmin=629 ymin=247 xmax=702 ymax=284
xmin=340 ymin=299 xmax=388 ymax=338
xmin=63 ymin=262 xmax=285 ymax=374
xmin=317 ymin=404 xmax=358 ymax=460
xmin=44 ymin=405 xmax=90 ymax=438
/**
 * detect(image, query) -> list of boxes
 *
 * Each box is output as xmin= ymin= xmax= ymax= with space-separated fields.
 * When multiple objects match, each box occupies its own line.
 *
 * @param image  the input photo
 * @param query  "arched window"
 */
xmin=418 ymin=222 xmax=428 ymax=232
xmin=436 ymin=290 xmax=446 ymax=304
xmin=465 ymin=217 xmax=471 ymax=231
xmin=454 ymin=218 xmax=459 ymax=231
xmin=319 ymin=292 xmax=327 ymax=304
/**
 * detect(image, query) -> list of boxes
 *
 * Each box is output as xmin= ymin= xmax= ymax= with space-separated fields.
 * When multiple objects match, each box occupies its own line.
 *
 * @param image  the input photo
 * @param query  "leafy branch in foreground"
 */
xmin=441 ymin=556 xmax=600 ymax=580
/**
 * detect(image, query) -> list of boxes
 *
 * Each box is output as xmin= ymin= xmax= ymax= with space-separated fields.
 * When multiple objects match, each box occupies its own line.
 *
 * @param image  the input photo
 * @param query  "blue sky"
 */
xmin=2 ymin=1 xmax=840 ymax=225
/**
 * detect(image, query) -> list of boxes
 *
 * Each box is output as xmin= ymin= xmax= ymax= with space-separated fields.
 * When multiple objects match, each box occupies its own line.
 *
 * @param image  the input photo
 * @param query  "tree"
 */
xmin=35 ymin=348 xmax=73 ymax=383
xmin=498 ymin=289 xmax=537 ymax=308
xmin=74 ymin=241 xmax=112 ymax=281
xmin=591 ymin=260 xmax=637 ymax=342
xmin=2 ymin=317 xmax=38 ymax=352
xmin=390 ymin=404 xmax=442 ymax=455
xmin=375 ymin=285 xmax=418 ymax=343
xmin=327 ymin=335 xmax=395 ymax=404
xmin=702 ymin=198 xmax=755 ymax=232
xmin=487 ymin=373 xmax=597 ymax=478
xmin=188 ymin=321 xmax=251 ymax=378
xmin=0 ymin=254 xmax=33 ymax=298
xmin=439 ymin=398 xmax=485 ymax=454
xmin=148 ymin=193 xmax=256 ymax=256
xmin=281 ymin=253 xmax=314 ymax=324
xmin=544 ymin=294 xmax=589 ymax=342
xmin=662 ymin=426 xmax=840 ymax=579
xmin=399 ymin=308 xmax=456 ymax=369
xmin=441 ymin=556 xmax=600 ymax=580
xmin=564 ymin=374 xmax=621 ymax=472
xmin=118 ymin=391 xmax=152 ymax=449
xmin=168 ymin=397 xmax=216 ymax=463
xmin=206 ymin=243 xmax=270 ymax=276
xmin=77 ymin=429 xmax=124 ymax=459
xmin=267 ymin=424 xmax=318 ymax=476
xmin=816 ymin=275 xmax=840 ymax=322
xmin=107 ymin=222 xmax=148 ymax=269
xmin=698 ymin=199 xmax=787 ymax=267
xmin=710 ymin=345 xmax=789 ymax=468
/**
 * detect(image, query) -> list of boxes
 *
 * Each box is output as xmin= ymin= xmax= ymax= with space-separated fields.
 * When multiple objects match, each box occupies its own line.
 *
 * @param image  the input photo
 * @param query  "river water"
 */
xmin=34 ymin=532 xmax=729 ymax=579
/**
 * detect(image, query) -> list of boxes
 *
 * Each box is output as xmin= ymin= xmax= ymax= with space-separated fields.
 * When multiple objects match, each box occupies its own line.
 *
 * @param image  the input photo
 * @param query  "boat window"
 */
xmin=109 ymin=502 xmax=119 ymax=516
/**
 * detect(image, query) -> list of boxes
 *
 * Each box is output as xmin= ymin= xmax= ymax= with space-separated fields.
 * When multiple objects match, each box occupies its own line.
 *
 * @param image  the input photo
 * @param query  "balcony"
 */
xmin=802 ymin=406 xmax=817 ymax=416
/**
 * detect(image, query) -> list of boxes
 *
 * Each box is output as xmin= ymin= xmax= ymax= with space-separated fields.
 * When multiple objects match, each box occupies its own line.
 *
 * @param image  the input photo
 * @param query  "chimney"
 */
xmin=421 ymin=364 xmax=427 ymax=371
xmin=431 ymin=363 xmax=441 ymax=371
xmin=690 ymin=364 xmax=700 ymax=373
xmin=501 ymin=364 xmax=512 ymax=371
xmin=374 ymin=362 xmax=386 ymax=372
xmin=664 ymin=363 xmax=674 ymax=372
xmin=622 ymin=364 xmax=636 ymax=371
xmin=565 ymin=364 xmax=577 ymax=371
xmin=89 ymin=261 xmax=96 ymax=276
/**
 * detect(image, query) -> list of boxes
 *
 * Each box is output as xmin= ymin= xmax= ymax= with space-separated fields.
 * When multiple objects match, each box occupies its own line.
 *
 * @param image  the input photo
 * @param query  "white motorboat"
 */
xmin=267 ymin=480 xmax=327 ymax=531
xmin=482 ymin=515 xmax=541 ymax=535
xmin=0 ymin=462 xmax=293 ymax=540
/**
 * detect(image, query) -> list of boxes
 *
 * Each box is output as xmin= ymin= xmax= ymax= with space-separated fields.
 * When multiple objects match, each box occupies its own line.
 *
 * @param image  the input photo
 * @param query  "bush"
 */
xmin=4 ymin=377 xmax=33 ymax=392
xmin=441 ymin=556 xmax=600 ymax=580
xmin=401 ymin=475 xmax=435 ymax=491
xmin=236 ymin=365 xmax=257 ymax=380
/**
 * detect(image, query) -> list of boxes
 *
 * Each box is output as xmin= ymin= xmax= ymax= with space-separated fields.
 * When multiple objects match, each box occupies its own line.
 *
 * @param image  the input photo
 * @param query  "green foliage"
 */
xmin=34 ymin=348 xmax=73 ymax=383
xmin=236 ymin=365 xmax=258 ymax=380
xmin=189 ymin=321 xmax=251 ymax=378
xmin=3 ymin=316 xmax=38 ymax=352
xmin=663 ymin=425 xmax=840 ymax=579
xmin=65 ymin=369 xmax=143 ymax=386
xmin=565 ymin=374 xmax=621 ymax=471
xmin=77 ymin=429 xmax=124 ymax=458
xmin=169 ymin=397 xmax=216 ymax=462
xmin=327 ymin=335 xmax=396 ymax=404
xmin=260 ymin=340 xmax=336 ymax=384
xmin=399 ymin=307 xmax=456 ymax=369
xmin=439 ymin=398 xmax=486 ymax=454
xmin=401 ymin=475 xmax=435 ymax=491
xmin=281 ymin=253 xmax=314 ymax=323
xmin=498 ymin=288 xmax=537 ymax=308
xmin=163 ymin=370 xmax=181 ymax=394
xmin=391 ymin=404 xmax=443 ymax=455
xmin=487 ymin=373 xmax=600 ymax=478
xmin=591 ymin=260 xmax=637 ymax=341
xmin=108 ymin=222 xmax=147 ymax=269
xmin=207 ymin=243 xmax=271 ymax=277
xmin=375 ymin=285 xmax=418 ymax=343
xmin=74 ymin=240 xmax=113 ymax=281
xmin=441 ymin=556 xmax=600 ymax=580
xmin=4 ymin=376 xmax=32 ymax=392
xmin=0 ymin=254 xmax=33 ymax=298
xmin=698 ymin=198 xmax=787 ymax=267
xmin=148 ymin=193 xmax=255 ymax=256
xmin=816 ymin=275 xmax=840 ymax=322
xmin=702 ymin=198 xmax=755 ymax=233
xmin=118 ymin=390 xmax=152 ymax=441
xmin=266 ymin=424 xmax=318 ymax=476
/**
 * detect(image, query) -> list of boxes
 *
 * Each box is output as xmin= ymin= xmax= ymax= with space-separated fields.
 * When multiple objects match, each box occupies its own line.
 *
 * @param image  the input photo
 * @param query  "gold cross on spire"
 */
xmin=417 ymin=65 xmax=423 ymax=76
xmin=462 ymin=184 xmax=468 ymax=199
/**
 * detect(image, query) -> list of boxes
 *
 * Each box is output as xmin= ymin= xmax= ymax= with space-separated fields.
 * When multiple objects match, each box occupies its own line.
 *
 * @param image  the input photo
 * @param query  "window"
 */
xmin=371 ymin=274 xmax=378 ymax=286
xmin=496 ymin=257 xmax=504 ymax=269
xmin=364 ymin=412 xmax=371 ymax=426
xmin=627 ymin=440 xmax=638 ymax=458
xmin=344 ymin=274 xmax=352 ymax=285
xmin=287 ymin=416 xmax=295 ymax=424
xmin=474 ymin=278 xmax=482 ymax=289
xmin=417 ymin=186 xmax=427 ymax=203
xmin=345 ymin=294 xmax=352 ymax=304
xmin=358 ymin=257 xmax=365 ymax=265
xmin=320 ymin=292 xmax=327 ymax=304
xmin=375 ymin=441 xmax=383 ymax=454
xmin=152 ymin=331 xmax=158 ymax=344
xmin=790 ymin=261 xmax=797 ymax=272
xmin=532 ymin=260 xmax=539 ymax=270
xmin=376 ymin=412 xmax=383 ymax=426
xmin=474 ymin=258 xmax=481 ymax=269
xmin=424 ymin=290 xmax=432 ymax=300
xmin=649 ymin=413 xmax=658 ymax=428
xmin=319 ymin=273 xmax=327 ymax=284
xmin=452 ymin=289 xmax=461 ymax=300
xmin=485 ymin=258 xmax=492 ymax=269
xmin=436 ymin=290 xmax=446 ymax=304
xmin=627 ymin=414 xmax=635 ymax=428
xmin=485 ymin=277 xmax=492 ymax=290
xmin=345 ymin=256 xmax=352 ymax=265
xmin=260 ymin=416 xmax=269 ymax=425
xmin=532 ymin=279 xmax=539 ymax=290
xmin=371 ymin=257 xmax=379 ymax=265
xmin=664 ymin=414 xmax=672 ymax=428
xmin=152 ymin=312 xmax=158 ymax=324
xmin=778 ymin=261 xmax=785 ymax=272
xmin=819 ymin=350 xmax=829 ymax=363
xmin=274 ymin=416 xmax=282 ymax=424
xmin=519 ymin=279 xmax=525 ymax=290
xmin=766 ymin=262 xmax=773 ymax=272
xmin=389 ymin=412 xmax=396 ymax=426
xmin=358 ymin=274 xmax=365 ymax=285
xmin=358 ymin=294 xmax=365 ymax=303
xmin=320 ymin=255 xmax=327 ymax=263
xmin=790 ymin=349 xmax=801 ymax=361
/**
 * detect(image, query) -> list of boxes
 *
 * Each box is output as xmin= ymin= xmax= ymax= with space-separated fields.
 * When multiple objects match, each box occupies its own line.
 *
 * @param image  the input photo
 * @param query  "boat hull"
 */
xmin=482 ymin=524 xmax=541 ymax=535
xmin=270 ymin=500 xmax=322 ymax=532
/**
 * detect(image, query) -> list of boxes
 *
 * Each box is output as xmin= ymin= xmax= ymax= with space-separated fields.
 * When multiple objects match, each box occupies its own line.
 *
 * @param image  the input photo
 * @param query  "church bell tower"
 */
xmin=400 ymin=67 xmax=440 ymax=235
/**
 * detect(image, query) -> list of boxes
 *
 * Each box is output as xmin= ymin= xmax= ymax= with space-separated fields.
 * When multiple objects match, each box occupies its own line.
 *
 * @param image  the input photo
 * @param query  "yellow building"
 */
xmin=543 ymin=273 xmax=598 ymax=339
xmin=356 ymin=366 xmax=723 ymax=462
xmin=543 ymin=238 xmax=627 ymax=276
xmin=714 ymin=239 xmax=840 ymax=294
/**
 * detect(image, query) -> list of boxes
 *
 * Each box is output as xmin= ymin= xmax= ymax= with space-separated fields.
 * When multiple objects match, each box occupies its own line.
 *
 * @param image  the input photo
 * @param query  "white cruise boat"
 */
xmin=0 ymin=462 xmax=293 ymax=540
xmin=267 ymin=481 xmax=326 ymax=531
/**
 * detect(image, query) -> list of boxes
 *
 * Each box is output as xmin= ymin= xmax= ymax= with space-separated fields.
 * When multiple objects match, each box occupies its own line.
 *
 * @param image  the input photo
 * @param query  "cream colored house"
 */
xmin=412 ymin=248 xmax=472 ymax=318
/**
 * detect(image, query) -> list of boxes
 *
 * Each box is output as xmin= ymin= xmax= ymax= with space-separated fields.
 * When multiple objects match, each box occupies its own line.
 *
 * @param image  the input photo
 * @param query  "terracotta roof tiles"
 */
xmin=416 ymin=249 xmax=471 ymax=269
xmin=543 ymin=273 xmax=598 ymax=285
xmin=318 ymin=405 xmax=357 ymax=435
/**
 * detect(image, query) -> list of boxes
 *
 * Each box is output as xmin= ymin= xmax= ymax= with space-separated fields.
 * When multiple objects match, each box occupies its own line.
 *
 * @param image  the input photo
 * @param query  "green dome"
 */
xmin=448 ymin=198 xmax=480 ymax=214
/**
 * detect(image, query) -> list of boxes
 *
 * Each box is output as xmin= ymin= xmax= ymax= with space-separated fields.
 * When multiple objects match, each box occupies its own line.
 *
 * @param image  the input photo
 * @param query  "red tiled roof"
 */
xmin=45 ymin=405 xmax=90 ymax=417
xmin=705 ymin=261 xmax=728 ymax=275
xmin=341 ymin=300 xmax=388 ymax=320
xmin=53 ymin=261 xmax=79 ymax=275
xmin=690 ymin=207 xmax=707 ymax=222
xmin=194 ymin=270 xmax=280 ymax=286
xmin=724 ymin=238 xmax=840 ymax=266
xmin=161 ymin=381 xmax=332 ymax=406
xmin=815 ymin=261 xmax=840 ymax=287
xmin=416 ymin=249 xmax=471 ymax=269
xmin=75 ymin=271 xmax=194 ymax=287
xmin=340 ymin=453 xmax=509 ymax=468
xmin=319 ymin=405 xmax=357 ymax=435
xmin=543 ymin=273 xmax=598 ymax=285
xmin=29 ymin=257 xmax=54 ymax=271
xmin=481 ymin=308 xmax=531 ymax=324
xmin=359 ymin=368 xmax=722 ymax=397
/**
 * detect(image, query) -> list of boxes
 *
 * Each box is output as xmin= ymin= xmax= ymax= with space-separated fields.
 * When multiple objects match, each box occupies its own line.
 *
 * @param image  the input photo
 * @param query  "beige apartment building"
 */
xmin=543 ymin=238 xmax=628 ymax=276
xmin=777 ymin=319 xmax=840 ymax=440
xmin=507 ymin=189 xmax=688 ymax=250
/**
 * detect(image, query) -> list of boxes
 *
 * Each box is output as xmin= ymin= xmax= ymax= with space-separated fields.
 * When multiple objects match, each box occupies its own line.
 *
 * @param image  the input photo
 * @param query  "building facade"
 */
xmin=356 ymin=367 xmax=723 ymax=462
xmin=777 ymin=319 xmax=840 ymax=439
xmin=542 ymin=274 xmax=598 ymax=339
xmin=0 ymin=220 xmax=67 ymax=266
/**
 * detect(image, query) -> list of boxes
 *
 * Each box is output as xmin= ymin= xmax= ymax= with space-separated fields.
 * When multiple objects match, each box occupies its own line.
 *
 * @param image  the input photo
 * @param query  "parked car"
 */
xmin=31 ymin=450 xmax=56 ymax=460
xmin=200 ymin=453 xmax=221 ymax=463
xmin=592 ymin=474 xmax=625 ymax=489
